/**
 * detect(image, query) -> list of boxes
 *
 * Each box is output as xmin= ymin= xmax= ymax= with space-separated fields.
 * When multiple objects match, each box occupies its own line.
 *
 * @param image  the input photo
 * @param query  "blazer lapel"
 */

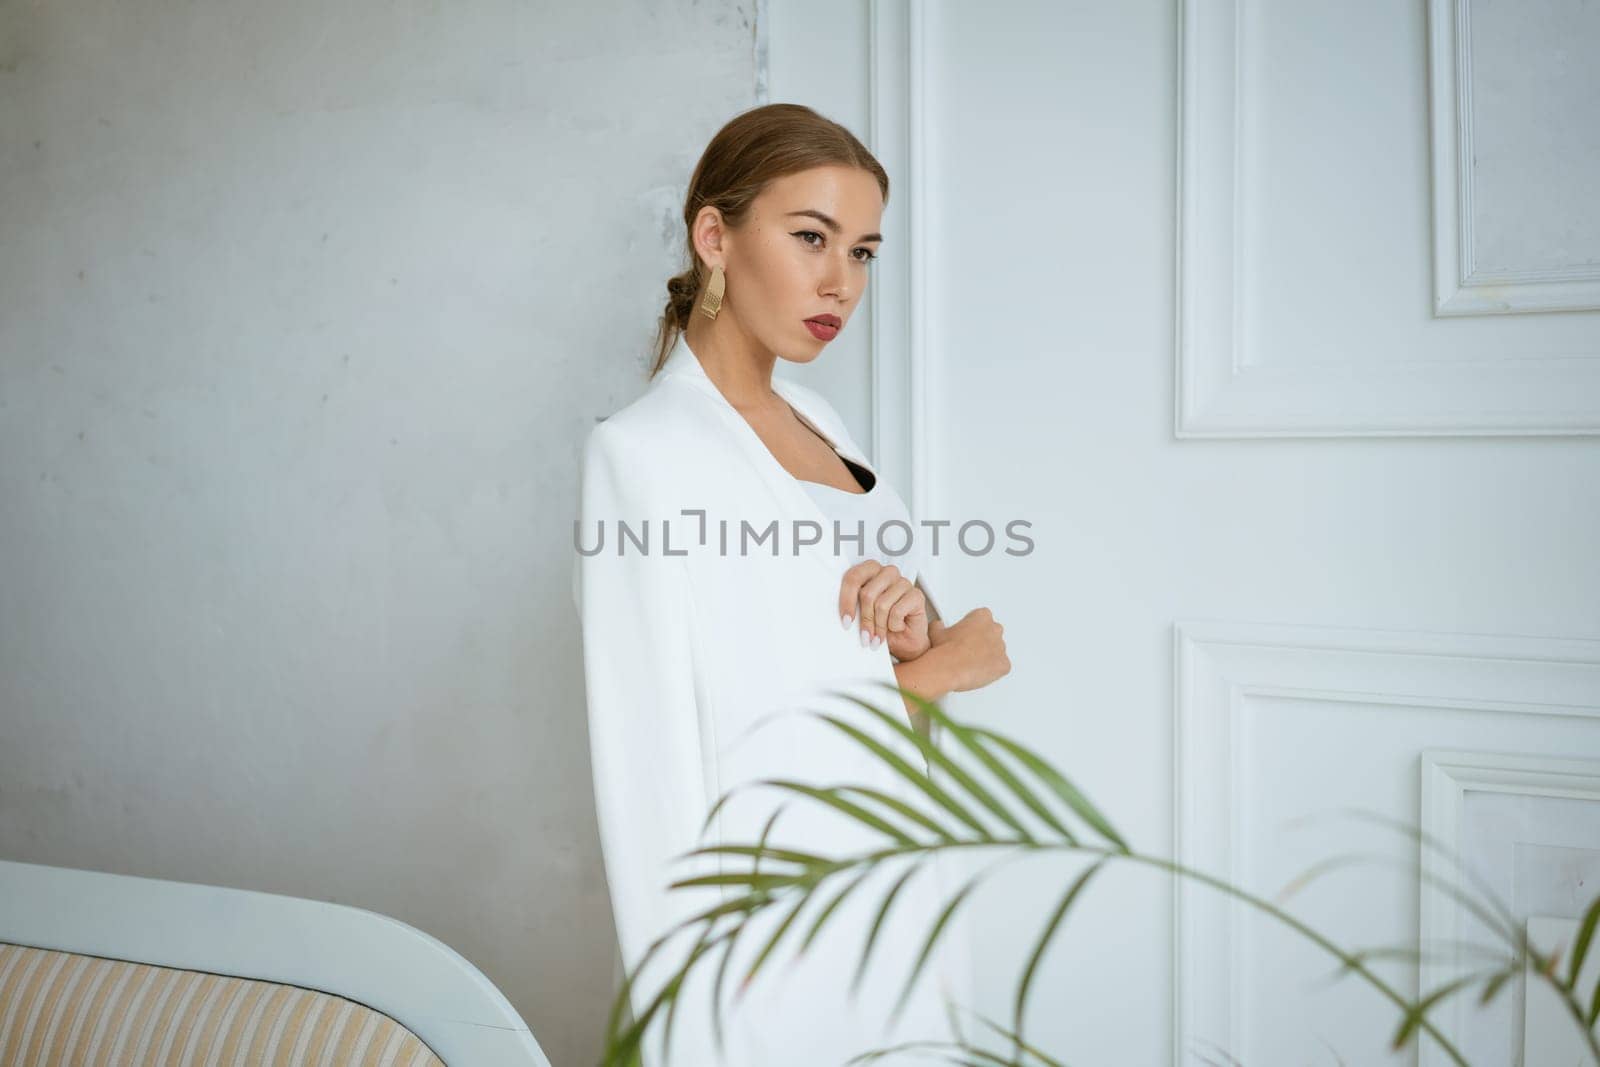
xmin=656 ymin=332 xmax=872 ymax=578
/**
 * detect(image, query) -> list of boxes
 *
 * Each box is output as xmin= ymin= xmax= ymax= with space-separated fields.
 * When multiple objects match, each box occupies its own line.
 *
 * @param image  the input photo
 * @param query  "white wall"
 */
xmin=0 ymin=1 xmax=757 ymax=1063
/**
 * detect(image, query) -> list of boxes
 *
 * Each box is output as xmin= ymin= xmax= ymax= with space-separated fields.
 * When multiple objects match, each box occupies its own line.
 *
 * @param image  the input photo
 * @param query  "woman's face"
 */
xmin=701 ymin=164 xmax=884 ymax=362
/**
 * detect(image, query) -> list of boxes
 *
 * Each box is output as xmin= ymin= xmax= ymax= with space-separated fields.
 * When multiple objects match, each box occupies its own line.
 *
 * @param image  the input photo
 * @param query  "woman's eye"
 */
xmin=795 ymin=231 xmax=877 ymax=263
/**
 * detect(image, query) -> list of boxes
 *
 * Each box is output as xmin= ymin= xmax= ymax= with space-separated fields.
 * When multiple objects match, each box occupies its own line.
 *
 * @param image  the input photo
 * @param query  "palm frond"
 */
xmin=1282 ymin=807 xmax=1521 ymax=942
xmin=832 ymin=689 xmax=1037 ymax=842
xmin=600 ymin=689 xmax=1600 ymax=1067
xmin=1012 ymin=857 xmax=1106 ymax=1054
xmin=852 ymin=854 xmax=932 ymax=995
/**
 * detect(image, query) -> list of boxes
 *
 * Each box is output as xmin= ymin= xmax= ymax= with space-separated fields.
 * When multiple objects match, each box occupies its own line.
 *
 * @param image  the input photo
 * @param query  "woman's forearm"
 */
xmin=892 ymin=644 xmax=955 ymax=737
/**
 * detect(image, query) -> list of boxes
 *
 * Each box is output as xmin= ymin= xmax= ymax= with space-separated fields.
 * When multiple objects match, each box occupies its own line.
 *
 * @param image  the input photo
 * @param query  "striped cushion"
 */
xmin=0 ymin=943 xmax=445 ymax=1066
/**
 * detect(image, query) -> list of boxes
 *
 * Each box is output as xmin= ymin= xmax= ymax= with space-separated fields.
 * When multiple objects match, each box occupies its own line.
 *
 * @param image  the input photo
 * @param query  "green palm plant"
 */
xmin=598 ymin=682 xmax=1600 ymax=1066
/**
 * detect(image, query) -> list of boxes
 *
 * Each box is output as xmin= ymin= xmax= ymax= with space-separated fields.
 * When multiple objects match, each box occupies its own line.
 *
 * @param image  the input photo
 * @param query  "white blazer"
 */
xmin=572 ymin=331 xmax=974 ymax=1065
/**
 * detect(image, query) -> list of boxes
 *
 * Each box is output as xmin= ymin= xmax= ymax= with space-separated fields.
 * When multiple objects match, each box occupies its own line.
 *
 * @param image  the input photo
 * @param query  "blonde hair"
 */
xmin=649 ymin=103 xmax=889 ymax=378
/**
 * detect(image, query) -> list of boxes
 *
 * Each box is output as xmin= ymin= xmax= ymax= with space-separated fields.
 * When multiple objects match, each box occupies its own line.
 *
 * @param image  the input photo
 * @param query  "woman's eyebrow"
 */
xmin=785 ymin=209 xmax=883 ymax=244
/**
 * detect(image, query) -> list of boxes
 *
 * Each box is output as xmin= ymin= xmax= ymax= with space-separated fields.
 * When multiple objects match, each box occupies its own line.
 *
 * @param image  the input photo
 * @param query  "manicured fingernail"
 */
xmin=841 ymin=614 xmax=853 ymax=629
xmin=871 ymin=634 xmax=882 ymax=650
xmin=860 ymin=628 xmax=870 ymax=647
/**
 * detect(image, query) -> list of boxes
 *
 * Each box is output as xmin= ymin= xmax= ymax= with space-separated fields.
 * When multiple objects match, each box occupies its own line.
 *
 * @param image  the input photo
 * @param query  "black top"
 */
xmin=840 ymin=454 xmax=876 ymax=492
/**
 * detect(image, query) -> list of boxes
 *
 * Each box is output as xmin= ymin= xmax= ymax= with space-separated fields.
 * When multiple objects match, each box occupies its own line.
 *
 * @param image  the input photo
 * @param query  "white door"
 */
xmin=767 ymin=1 xmax=1600 ymax=1064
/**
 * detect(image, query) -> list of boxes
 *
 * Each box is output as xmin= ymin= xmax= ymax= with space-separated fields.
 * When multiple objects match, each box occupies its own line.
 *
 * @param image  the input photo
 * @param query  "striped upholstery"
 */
xmin=0 ymin=943 xmax=445 ymax=1066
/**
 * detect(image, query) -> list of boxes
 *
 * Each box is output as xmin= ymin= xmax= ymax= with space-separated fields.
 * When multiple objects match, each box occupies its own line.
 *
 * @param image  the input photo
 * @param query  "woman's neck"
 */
xmin=683 ymin=319 xmax=782 ymax=413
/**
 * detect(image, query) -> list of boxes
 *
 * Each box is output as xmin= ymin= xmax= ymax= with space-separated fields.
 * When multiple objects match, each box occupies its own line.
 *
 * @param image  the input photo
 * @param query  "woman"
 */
xmin=573 ymin=103 xmax=1010 ymax=1065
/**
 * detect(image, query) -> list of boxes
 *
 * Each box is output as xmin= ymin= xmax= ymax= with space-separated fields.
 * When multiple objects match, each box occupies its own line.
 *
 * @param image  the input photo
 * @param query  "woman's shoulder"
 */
xmin=589 ymin=364 xmax=703 ymax=436
xmin=581 ymin=375 xmax=724 ymax=487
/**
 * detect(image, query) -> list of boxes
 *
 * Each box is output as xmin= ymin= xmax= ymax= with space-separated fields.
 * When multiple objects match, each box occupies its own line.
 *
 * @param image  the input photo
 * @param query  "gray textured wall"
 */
xmin=0 ymin=1 xmax=756 ymax=1062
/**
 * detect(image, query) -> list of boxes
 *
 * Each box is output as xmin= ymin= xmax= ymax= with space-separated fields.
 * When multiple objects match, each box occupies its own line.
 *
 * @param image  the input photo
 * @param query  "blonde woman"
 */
xmin=574 ymin=103 xmax=1010 ymax=1065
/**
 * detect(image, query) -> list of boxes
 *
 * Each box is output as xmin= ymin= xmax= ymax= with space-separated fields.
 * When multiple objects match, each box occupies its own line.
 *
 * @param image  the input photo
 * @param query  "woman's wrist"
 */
xmin=892 ymin=642 xmax=955 ymax=706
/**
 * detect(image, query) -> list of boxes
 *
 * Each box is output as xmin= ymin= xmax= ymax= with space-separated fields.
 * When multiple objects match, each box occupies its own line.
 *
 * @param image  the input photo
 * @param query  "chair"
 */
xmin=0 ymin=858 xmax=553 ymax=1065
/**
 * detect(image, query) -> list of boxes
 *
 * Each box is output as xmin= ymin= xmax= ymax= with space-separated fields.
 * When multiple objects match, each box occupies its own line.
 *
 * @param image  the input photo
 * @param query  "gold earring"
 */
xmin=698 ymin=264 xmax=725 ymax=319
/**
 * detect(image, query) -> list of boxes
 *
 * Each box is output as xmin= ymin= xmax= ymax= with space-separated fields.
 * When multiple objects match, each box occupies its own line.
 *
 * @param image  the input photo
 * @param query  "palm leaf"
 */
xmin=1012 ymin=858 xmax=1106 ymax=1051
xmin=1390 ymin=969 xmax=1497 ymax=1050
xmin=605 ymin=925 xmax=738 ymax=1066
xmin=963 ymin=1006 xmax=1070 ymax=1066
xmin=676 ymin=802 xmax=783 ymax=1053
xmin=893 ymin=684 xmax=1081 ymax=845
xmin=797 ymin=866 xmax=876 ymax=957
xmin=1317 ymin=939 xmax=1511 ymax=982
xmin=831 ymin=689 xmax=1037 ymax=842
xmin=736 ymin=891 xmax=811 ymax=995
xmin=1188 ymin=1038 xmax=1245 ymax=1067
xmin=851 ymin=856 xmax=930 ymax=995
xmin=847 ymin=1039 xmax=1022 ymax=1066
xmin=685 ymin=842 xmax=835 ymax=867
xmin=605 ymin=899 xmax=713 ymax=1045
xmin=812 ymin=707 xmax=991 ymax=837
xmin=966 ymin=724 xmax=1128 ymax=852
xmin=1292 ymin=807 xmax=1520 ymax=940
xmin=1478 ymin=966 xmax=1517 ymax=1006
xmin=889 ymin=863 xmax=1003 ymax=1027
xmin=768 ymin=777 xmax=923 ymax=846
xmin=835 ymin=782 xmax=963 ymax=844
xmin=661 ymin=910 xmax=726 ymax=1055
xmin=845 ymin=1039 xmax=1010 ymax=1066
xmin=1278 ymin=850 xmax=1520 ymax=949
xmin=1568 ymin=893 xmax=1600 ymax=992
xmin=708 ymin=902 xmax=767 ymax=1053
xmin=668 ymin=870 xmax=800 ymax=891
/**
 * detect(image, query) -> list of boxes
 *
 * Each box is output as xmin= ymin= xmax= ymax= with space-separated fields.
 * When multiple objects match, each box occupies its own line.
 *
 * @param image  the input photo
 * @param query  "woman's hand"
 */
xmin=935 ymin=607 xmax=1010 ymax=692
xmin=838 ymin=560 xmax=930 ymax=662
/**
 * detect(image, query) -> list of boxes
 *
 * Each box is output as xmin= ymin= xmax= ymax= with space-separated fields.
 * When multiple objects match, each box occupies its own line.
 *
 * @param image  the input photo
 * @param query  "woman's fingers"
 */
xmin=838 ymin=561 xmax=916 ymax=647
xmin=854 ymin=564 xmax=896 ymax=640
xmin=886 ymin=585 xmax=924 ymax=633
xmin=838 ymin=560 xmax=880 ymax=626
xmin=860 ymin=566 xmax=911 ymax=647
xmin=873 ymin=577 xmax=913 ymax=639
